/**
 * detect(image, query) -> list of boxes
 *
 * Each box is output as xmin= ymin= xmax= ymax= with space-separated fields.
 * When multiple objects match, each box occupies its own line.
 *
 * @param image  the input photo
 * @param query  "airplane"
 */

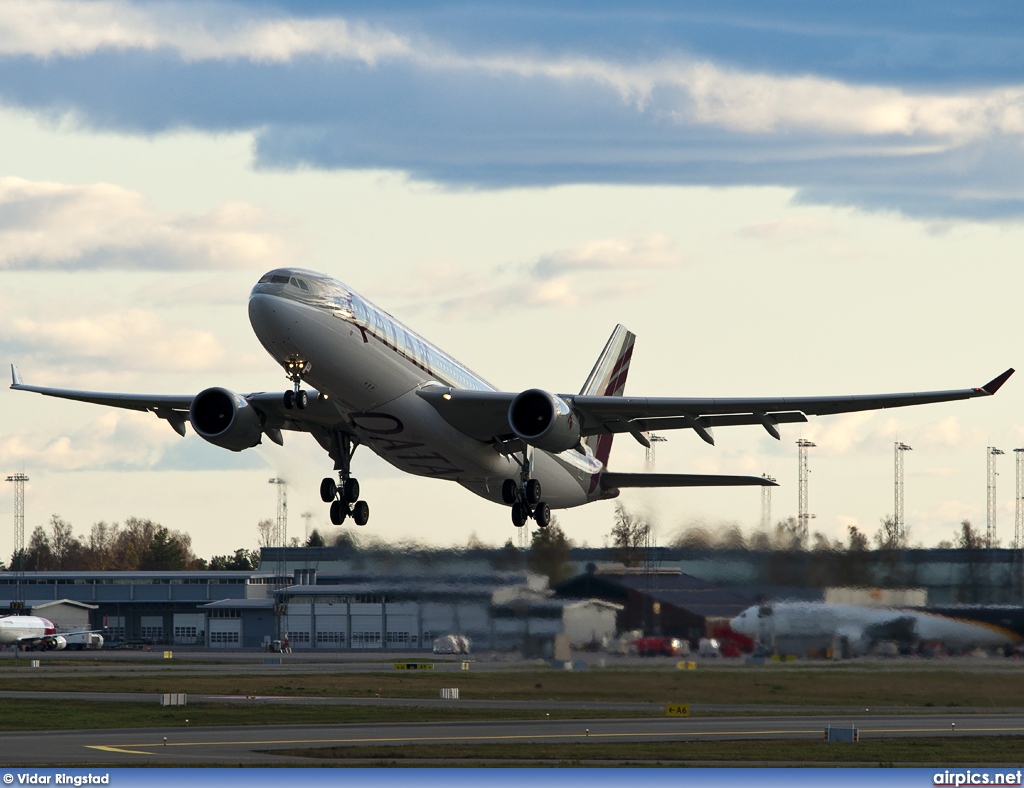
xmin=0 ymin=615 xmax=70 ymax=650
xmin=730 ymin=601 xmax=1022 ymax=656
xmin=9 ymin=267 xmax=1015 ymax=529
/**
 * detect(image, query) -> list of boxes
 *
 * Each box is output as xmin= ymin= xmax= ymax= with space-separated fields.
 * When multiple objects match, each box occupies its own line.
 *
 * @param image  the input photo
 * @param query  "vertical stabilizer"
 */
xmin=580 ymin=324 xmax=635 ymax=466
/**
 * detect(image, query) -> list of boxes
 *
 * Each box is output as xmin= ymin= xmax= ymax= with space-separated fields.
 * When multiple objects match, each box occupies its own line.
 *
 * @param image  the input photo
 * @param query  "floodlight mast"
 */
xmin=894 ymin=442 xmax=912 ymax=545
xmin=1014 ymin=448 xmax=1024 ymax=551
xmin=987 ymin=447 xmax=1005 ymax=548
xmin=5 ymin=472 xmax=27 ymax=561
xmin=796 ymin=439 xmax=816 ymax=543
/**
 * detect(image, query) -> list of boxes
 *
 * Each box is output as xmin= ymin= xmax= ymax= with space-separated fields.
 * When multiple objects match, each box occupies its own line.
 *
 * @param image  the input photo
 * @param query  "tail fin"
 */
xmin=580 ymin=324 xmax=635 ymax=465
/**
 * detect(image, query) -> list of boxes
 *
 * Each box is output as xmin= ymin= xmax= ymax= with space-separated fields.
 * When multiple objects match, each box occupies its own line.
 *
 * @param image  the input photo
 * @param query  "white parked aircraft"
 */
xmin=10 ymin=268 xmax=1014 ymax=529
xmin=0 ymin=615 xmax=65 ymax=650
xmin=730 ymin=601 xmax=1021 ymax=655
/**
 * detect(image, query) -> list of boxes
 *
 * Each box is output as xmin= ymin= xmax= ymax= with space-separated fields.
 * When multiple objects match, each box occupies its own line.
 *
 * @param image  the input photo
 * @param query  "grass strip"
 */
xmin=274 ymin=735 xmax=1024 ymax=765
xmin=0 ymin=699 xmax=642 ymax=732
xmin=2 ymin=667 xmax=1022 ymax=708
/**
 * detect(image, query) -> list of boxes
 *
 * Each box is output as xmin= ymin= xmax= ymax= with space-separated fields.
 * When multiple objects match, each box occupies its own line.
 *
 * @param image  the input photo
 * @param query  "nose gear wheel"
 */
xmin=282 ymin=356 xmax=310 ymax=410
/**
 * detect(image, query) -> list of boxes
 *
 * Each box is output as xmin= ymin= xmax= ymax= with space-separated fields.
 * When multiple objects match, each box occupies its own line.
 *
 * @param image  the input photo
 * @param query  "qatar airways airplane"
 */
xmin=10 ymin=268 xmax=1014 ymax=529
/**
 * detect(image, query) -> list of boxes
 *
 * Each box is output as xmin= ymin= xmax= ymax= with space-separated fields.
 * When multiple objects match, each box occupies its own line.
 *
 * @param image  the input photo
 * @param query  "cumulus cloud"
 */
xmin=0 ymin=411 xmax=175 ymax=471
xmin=0 ymin=177 xmax=294 ymax=270
xmin=2 ymin=308 xmax=227 ymax=372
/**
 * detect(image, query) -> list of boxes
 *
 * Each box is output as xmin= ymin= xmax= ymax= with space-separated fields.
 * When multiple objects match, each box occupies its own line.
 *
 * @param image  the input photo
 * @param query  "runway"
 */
xmin=2 ymin=713 xmax=1023 ymax=765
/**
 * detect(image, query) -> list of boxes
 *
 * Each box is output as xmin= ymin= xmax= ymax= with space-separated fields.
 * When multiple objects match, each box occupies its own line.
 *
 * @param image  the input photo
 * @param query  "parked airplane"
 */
xmin=730 ymin=601 xmax=1021 ymax=655
xmin=10 ymin=268 xmax=1014 ymax=529
xmin=0 ymin=615 xmax=68 ymax=650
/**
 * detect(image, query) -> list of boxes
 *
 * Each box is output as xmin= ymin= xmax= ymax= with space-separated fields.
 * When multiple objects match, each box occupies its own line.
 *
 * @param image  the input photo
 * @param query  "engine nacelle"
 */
xmin=189 ymin=387 xmax=263 ymax=452
xmin=48 ymin=636 xmax=67 ymax=650
xmin=508 ymin=389 xmax=581 ymax=453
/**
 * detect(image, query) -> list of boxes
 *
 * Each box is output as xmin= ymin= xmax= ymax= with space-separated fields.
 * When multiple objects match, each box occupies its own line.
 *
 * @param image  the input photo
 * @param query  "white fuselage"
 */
xmin=247 ymin=270 xmax=603 ymax=509
xmin=731 ymin=602 xmax=1018 ymax=654
xmin=0 ymin=615 xmax=56 ymax=645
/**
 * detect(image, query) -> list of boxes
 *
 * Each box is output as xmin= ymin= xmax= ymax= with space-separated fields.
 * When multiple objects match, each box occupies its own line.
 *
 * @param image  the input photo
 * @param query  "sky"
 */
xmin=1 ymin=1 xmax=1024 ymax=559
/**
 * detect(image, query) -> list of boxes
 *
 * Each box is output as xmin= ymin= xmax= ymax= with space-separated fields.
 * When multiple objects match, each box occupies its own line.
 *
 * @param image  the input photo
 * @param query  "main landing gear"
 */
xmin=282 ymin=356 xmax=310 ymax=410
xmin=501 ymin=452 xmax=551 ymax=528
xmin=322 ymin=431 xmax=370 ymax=526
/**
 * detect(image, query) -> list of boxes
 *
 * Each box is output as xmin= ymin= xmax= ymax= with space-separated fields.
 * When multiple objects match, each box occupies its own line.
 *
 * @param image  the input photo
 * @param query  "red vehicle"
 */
xmin=632 ymin=636 xmax=686 ymax=656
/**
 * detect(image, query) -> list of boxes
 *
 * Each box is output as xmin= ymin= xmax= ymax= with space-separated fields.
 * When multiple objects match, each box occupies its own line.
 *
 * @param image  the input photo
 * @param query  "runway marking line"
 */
xmin=86 ymin=746 xmax=157 ymax=755
xmin=87 ymin=729 xmax=825 ymax=752
xmin=86 ymin=724 xmax=1024 ymax=754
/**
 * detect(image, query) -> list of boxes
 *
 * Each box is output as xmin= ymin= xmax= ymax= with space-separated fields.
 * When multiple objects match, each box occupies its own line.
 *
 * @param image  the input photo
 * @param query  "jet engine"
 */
xmin=47 ymin=636 xmax=67 ymax=650
xmin=189 ymin=387 xmax=263 ymax=452
xmin=508 ymin=389 xmax=581 ymax=453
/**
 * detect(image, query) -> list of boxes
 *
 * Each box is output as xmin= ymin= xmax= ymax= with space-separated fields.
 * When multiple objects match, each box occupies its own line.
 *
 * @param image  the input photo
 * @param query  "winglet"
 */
xmin=10 ymin=364 xmax=23 ymax=387
xmin=981 ymin=368 xmax=1014 ymax=395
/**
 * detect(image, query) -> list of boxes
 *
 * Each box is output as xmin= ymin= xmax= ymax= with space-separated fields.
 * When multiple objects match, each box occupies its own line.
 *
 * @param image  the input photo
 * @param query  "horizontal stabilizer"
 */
xmin=601 ymin=472 xmax=778 ymax=489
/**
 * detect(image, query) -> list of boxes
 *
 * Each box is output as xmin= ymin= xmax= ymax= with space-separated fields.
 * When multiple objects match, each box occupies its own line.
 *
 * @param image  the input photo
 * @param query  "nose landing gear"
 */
xmin=282 ymin=356 xmax=311 ymax=410
xmin=324 ymin=431 xmax=370 ymax=526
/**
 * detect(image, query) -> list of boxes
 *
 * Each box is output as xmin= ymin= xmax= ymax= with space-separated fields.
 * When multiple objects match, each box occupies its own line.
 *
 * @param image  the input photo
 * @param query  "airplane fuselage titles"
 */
xmin=248 ymin=270 xmax=604 ymax=508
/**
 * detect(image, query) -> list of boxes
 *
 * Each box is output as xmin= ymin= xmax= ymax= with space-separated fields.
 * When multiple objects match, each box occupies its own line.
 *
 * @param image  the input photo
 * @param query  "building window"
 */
xmin=140 ymin=626 xmax=163 ymax=641
xmin=286 ymin=631 xmax=310 ymax=644
xmin=210 ymin=631 xmax=239 ymax=644
xmin=351 ymin=631 xmax=381 ymax=645
xmin=315 ymin=631 xmax=345 ymax=644
xmin=386 ymin=631 xmax=410 ymax=644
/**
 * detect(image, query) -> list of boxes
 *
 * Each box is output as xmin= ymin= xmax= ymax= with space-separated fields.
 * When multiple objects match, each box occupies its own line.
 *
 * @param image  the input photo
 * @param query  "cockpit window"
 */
xmin=290 ymin=278 xmax=310 ymax=292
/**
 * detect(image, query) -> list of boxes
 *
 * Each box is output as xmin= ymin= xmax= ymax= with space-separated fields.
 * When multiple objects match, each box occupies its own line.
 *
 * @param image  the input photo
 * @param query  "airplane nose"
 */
xmin=248 ymin=293 xmax=288 ymax=337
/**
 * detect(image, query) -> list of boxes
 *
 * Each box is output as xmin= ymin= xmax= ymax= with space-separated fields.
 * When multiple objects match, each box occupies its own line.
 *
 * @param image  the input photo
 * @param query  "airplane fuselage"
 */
xmin=731 ymin=602 xmax=1019 ymax=654
xmin=0 ymin=615 xmax=56 ymax=646
xmin=247 ymin=269 xmax=604 ymax=509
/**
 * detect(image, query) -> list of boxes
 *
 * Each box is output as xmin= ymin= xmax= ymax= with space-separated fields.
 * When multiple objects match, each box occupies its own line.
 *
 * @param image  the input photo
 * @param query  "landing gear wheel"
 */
xmin=534 ymin=501 xmax=551 ymax=527
xmin=296 ymin=389 xmax=308 ymax=409
xmin=511 ymin=503 xmax=528 ymax=528
xmin=501 ymin=479 xmax=518 ymax=505
xmin=352 ymin=500 xmax=370 ymax=526
xmin=524 ymin=479 xmax=542 ymax=505
xmin=283 ymin=389 xmax=295 ymax=409
xmin=329 ymin=500 xmax=347 ymax=525
xmin=342 ymin=477 xmax=360 ymax=504
xmin=320 ymin=477 xmax=338 ymax=503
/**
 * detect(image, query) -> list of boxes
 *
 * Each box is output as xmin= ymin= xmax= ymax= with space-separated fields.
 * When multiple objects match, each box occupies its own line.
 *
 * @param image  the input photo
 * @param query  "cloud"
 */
xmin=0 ymin=177 xmax=294 ymax=270
xmin=533 ymin=234 xmax=687 ymax=279
xmin=387 ymin=234 xmax=680 ymax=316
xmin=2 ymin=308 xmax=227 ymax=372
xmin=0 ymin=411 xmax=174 ymax=471
xmin=0 ymin=1 xmax=410 ymax=64
xmin=1 ymin=3 xmax=1024 ymax=218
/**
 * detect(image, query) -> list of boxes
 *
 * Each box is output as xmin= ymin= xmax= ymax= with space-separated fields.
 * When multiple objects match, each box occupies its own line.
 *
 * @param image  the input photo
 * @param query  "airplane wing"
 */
xmin=9 ymin=365 xmax=348 ymax=440
xmin=418 ymin=368 xmax=1014 ymax=447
